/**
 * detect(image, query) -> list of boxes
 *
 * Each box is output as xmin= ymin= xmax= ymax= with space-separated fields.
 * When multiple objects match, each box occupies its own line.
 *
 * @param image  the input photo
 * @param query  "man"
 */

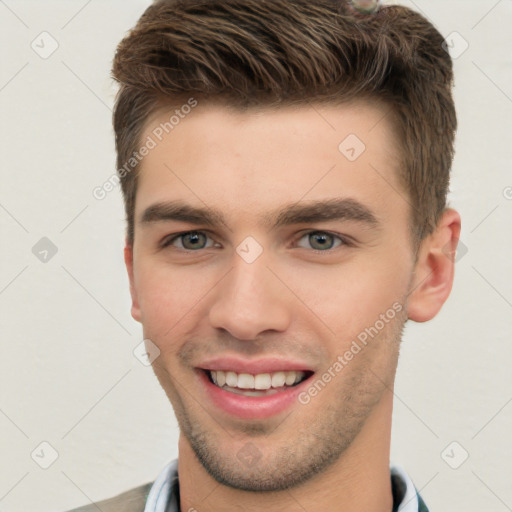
xmin=68 ymin=0 xmax=460 ymax=510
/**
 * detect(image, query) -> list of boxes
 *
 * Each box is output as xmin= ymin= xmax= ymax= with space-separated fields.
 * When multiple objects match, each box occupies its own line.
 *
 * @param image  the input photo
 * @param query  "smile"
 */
xmin=207 ymin=369 xmax=310 ymax=396
xmin=198 ymin=367 xmax=315 ymax=419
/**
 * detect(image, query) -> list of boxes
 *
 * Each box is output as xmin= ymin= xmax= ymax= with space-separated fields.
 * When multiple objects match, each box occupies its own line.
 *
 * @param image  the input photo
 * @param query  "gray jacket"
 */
xmin=66 ymin=482 xmax=152 ymax=512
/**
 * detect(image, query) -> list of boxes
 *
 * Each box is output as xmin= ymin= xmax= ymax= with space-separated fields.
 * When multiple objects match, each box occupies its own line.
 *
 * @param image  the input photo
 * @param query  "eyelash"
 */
xmin=160 ymin=230 xmax=352 ymax=252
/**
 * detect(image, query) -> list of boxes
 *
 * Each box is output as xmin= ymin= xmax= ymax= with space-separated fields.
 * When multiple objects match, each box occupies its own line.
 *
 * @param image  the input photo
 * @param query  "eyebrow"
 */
xmin=139 ymin=198 xmax=380 ymax=230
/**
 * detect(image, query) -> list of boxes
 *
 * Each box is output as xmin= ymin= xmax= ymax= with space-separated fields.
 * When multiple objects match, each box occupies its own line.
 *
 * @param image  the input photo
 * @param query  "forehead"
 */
xmin=135 ymin=100 xmax=405 ymax=227
xmin=141 ymin=99 xmax=399 ymax=160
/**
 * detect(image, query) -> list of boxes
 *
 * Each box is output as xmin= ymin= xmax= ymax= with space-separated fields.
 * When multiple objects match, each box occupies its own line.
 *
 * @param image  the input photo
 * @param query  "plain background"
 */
xmin=0 ymin=1 xmax=511 ymax=511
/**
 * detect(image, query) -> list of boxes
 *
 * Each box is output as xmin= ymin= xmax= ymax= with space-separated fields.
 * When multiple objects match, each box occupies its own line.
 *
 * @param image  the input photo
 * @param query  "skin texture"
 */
xmin=124 ymin=101 xmax=461 ymax=511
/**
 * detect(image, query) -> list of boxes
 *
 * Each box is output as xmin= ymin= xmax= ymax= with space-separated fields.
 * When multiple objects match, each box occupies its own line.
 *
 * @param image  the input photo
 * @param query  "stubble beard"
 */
xmin=164 ymin=308 xmax=407 ymax=493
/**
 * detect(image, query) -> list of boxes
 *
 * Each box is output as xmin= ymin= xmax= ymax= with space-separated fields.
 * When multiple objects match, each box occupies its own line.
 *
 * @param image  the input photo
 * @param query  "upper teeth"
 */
xmin=209 ymin=370 xmax=306 ymax=390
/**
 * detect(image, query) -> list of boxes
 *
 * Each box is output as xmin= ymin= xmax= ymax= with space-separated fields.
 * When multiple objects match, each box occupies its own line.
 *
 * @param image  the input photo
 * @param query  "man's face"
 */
xmin=127 ymin=102 xmax=416 ymax=491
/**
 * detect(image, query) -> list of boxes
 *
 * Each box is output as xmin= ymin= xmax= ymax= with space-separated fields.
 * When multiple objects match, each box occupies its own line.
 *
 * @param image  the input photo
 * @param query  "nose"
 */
xmin=208 ymin=256 xmax=291 ymax=340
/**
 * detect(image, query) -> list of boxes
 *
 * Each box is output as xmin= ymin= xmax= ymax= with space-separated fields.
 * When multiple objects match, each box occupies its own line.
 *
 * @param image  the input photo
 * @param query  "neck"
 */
xmin=178 ymin=390 xmax=394 ymax=512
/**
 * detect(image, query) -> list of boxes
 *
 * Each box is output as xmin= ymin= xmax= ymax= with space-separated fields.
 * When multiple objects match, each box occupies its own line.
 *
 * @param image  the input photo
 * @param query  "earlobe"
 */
xmin=407 ymin=209 xmax=462 ymax=323
xmin=124 ymin=240 xmax=142 ymax=323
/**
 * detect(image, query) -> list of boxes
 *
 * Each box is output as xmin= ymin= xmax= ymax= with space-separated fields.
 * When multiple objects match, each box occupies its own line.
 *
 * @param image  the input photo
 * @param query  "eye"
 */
xmin=162 ymin=231 xmax=217 ymax=250
xmin=296 ymin=231 xmax=345 ymax=251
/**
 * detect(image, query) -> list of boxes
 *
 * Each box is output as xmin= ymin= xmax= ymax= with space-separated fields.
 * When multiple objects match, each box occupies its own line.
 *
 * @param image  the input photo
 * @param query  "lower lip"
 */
xmin=198 ymin=370 xmax=313 ymax=420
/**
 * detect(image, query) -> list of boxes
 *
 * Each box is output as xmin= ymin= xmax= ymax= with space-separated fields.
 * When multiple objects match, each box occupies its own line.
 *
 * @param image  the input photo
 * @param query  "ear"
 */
xmin=407 ymin=208 xmax=462 ymax=322
xmin=124 ymin=239 xmax=141 ymax=323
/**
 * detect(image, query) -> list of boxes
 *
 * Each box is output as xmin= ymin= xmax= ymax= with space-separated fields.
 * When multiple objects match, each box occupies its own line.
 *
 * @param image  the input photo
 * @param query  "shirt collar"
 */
xmin=144 ymin=460 xmax=427 ymax=512
xmin=143 ymin=460 xmax=178 ymax=512
xmin=390 ymin=465 xmax=421 ymax=512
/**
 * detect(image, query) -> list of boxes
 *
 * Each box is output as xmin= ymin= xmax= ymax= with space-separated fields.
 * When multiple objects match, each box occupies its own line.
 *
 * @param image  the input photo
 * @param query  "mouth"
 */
xmin=196 ymin=365 xmax=315 ymax=419
xmin=203 ymin=369 xmax=314 ymax=397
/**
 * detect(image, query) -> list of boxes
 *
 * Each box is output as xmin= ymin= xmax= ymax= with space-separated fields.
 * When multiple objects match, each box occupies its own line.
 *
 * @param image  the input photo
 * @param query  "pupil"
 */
xmin=311 ymin=232 xmax=332 ymax=250
xmin=185 ymin=232 xmax=205 ymax=249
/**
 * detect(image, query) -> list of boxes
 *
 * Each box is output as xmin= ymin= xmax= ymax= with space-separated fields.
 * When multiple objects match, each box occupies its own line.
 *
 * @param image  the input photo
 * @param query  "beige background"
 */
xmin=1 ymin=1 xmax=511 ymax=510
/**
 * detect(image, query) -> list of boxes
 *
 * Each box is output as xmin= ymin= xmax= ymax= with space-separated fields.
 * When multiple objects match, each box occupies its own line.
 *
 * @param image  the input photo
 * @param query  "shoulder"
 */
xmin=64 ymin=481 xmax=153 ymax=512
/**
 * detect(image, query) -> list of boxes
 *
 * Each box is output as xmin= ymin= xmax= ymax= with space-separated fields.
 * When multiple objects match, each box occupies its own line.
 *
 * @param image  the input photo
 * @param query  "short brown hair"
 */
xmin=112 ymin=0 xmax=456 ymax=247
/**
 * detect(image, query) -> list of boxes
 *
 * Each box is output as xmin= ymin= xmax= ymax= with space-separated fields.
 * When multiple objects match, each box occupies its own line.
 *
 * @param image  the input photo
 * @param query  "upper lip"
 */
xmin=198 ymin=356 xmax=315 ymax=375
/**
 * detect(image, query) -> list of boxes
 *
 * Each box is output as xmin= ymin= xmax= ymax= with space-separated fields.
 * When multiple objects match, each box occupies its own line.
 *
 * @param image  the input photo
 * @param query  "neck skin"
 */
xmin=177 ymin=389 xmax=395 ymax=512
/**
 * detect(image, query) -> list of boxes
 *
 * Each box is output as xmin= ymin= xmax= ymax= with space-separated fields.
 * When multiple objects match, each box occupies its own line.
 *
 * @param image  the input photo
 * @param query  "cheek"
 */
xmin=135 ymin=260 xmax=234 ymax=348
xmin=285 ymin=254 xmax=410 ymax=342
xmin=136 ymin=263 xmax=207 ymax=335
